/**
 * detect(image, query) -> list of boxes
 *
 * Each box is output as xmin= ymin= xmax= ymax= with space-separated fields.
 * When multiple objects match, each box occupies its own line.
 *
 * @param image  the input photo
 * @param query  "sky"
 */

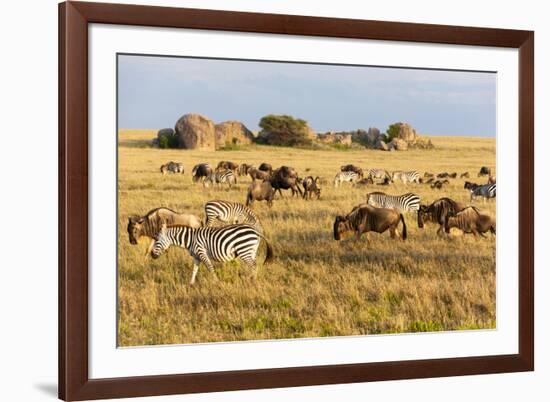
xmin=118 ymin=54 xmax=497 ymax=137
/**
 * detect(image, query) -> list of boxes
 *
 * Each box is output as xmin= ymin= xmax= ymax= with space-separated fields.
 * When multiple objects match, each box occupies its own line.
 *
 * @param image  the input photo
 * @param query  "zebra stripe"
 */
xmin=151 ymin=224 xmax=272 ymax=284
xmin=367 ymin=169 xmax=391 ymax=181
xmin=334 ymin=171 xmax=359 ymax=187
xmin=391 ymin=170 xmax=421 ymax=184
xmin=204 ymin=200 xmax=263 ymax=233
xmin=366 ymin=192 xmax=421 ymax=212
xmin=470 ymin=183 xmax=496 ymax=202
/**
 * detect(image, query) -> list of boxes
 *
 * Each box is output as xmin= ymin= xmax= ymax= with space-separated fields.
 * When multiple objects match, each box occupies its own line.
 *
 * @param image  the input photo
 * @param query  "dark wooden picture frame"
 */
xmin=59 ymin=1 xmax=534 ymax=400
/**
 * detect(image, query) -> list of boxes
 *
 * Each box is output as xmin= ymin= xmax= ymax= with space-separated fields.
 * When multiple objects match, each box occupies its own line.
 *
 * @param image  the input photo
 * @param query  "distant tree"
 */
xmin=385 ymin=122 xmax=402 ymax=141
xmin=257 ymin=114 xmax=313 ymax=146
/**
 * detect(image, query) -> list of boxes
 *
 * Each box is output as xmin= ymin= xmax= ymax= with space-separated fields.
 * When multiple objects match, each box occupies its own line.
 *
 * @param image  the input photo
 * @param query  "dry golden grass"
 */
xmin=118 ymin=129 xmax=496 ymax=346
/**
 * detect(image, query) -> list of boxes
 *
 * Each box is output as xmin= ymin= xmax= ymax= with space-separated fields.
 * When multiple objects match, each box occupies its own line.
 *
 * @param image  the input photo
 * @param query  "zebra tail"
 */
xmin=256 ymin=232 xmax=274 ymax=265
xmin=400 ymin=213 xmax=407 ymax=240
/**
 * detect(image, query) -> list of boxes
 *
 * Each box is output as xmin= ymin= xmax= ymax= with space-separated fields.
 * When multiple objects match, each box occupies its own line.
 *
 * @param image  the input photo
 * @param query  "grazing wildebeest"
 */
xmin=258 ymin=162 xmax=273 ymax=174
xmin=487 ymin=175 xmax=496 ymax=184
xmin=425 ymin=177 xmax=435 ymax=184
xmin=356 ymin=177 xmax=374 ymax=186
xmin=431 ymin=179 xmax=449 ymax=189
xmin=151 ymin=223 xmax=273 ymax=284
xmin=192 ymin=163 xmax=213 ymax=185
xmin=391 ymin=170 xmax=421 ymax=184
xmin=246 ymin=180 xmax=276 ymax=207
xmin=270 ymin=166 xmax=302 ymax=197
xmin=302 ymin=176 xmax=321 ymax=200
xmin=445 ymin=206 xmax=496 ymax=236
xmin=248 ymin=167 xmax=271 ymax=181
xmin=333 ymin=204 xmax=407 ymax=242
xmin=460 ymin=172 xmax=470 ymax=178
xmin=160 ymin=161 xmax=184 ymax=175
xmin=424 ymin=172 xmax=435 ymax=178
xmin=417 ymin=197 xmax=465 ymax=236
xmin=340 ymin=164 xmax=364 ymax=178
xmin=238 ymin=163 xmax=254 ymax=176
xmin=216 ymin=161 xmax=239 ymax=173
xmin=333 ymin=171 xmax=360 ymax=187
xmin=478 ymin=166 xmax=492 ymax=177
xmin=436 ymin=172 xmax=450 ymax=178
xmin=127 ymin=207 xmax=202 ymax=256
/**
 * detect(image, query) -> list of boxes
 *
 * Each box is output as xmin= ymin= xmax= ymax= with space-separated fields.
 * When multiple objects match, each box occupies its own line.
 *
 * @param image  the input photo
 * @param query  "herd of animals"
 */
xmin=127 ymin=160 xmax=496 ymax=285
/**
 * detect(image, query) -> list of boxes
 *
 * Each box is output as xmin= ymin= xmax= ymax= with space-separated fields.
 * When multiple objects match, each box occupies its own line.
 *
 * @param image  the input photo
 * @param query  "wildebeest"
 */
xmin=302 ymin=176 xmax=321 ymax=200
xmin=478 ymin=166 xmax=492 ymax=177
xmin=445 ymin=206 xmax=496 ymax=236
xmin=192 ymin=163 xmax=213 ymax=185
xmin=356 ymin=177 xmax=374 ymax=186
xmin=248 ymin=167 xmax=271 ymax=181
xmin=424 ymin=172 xmax=435 ymax=178
xmin=246 ymin=180 xmax=276 ymax=207
xmin=417 ymin=197 xmax=465 ymax=236
xmin=333 ymin=204 xmax=407 ymax=242
xmin=270 ymin=166 xmax=302 ymax=197
xmin=160 ymin=161 xmax=184 ymax=175
xmin=127 ymin=207 xmax=202 ymax=256
xmin=340 ymin=164 xmax=364 ymax=178
xmin=216 ymin=161 xmax=238 ymax=173
xmin=258 ymin=162 xmax=273 ymax=174
xmin=436 ymin=172 xmax=457 ymax=179
xmin=238 ymin=163 xmax=254 ymax=176
xmin=460 ymin=172 xmax=470 ymax=178
xmin=431 ymin=179 xmax=449 ymax=189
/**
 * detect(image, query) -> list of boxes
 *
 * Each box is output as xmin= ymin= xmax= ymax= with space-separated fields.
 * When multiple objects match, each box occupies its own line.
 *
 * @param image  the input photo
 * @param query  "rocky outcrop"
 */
xmin=317 ymin=132 xmax=352 ymax=145
xmin=390 ymin=138 xmax=408 ymax=151
xmin=175 ymin=114 xmax=216 ymax=150
xmin=215 ymin=121 xmax=254 ymax=149
xmin=396 ymin=122 xmax=418 ymax=144
xmin=367 ymin=127 xmax=382 ymax=144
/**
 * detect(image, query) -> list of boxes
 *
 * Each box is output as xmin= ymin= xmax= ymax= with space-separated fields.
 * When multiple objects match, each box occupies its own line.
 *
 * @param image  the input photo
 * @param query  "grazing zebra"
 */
xmin=151 ymin=224 xmax=273 ymax=284
xmin=334 ymin=171 xmax=360 ymax=187
xmin=160 ymin=161 xmax=184 ymax=174
xmin=391 ymin=170 xmax=421 ymax=184
xmin=209 ymin=169 xmax=237 ymax=188
xmin=366 ymin=191 xmax=420 ymax=212
xmin=204 ymin=200 xmax=263 ymax=233
xmin=468 ymin=183 xmax=496 ymax=202
xmin=367 ymin=169 xmax=392 ymax=183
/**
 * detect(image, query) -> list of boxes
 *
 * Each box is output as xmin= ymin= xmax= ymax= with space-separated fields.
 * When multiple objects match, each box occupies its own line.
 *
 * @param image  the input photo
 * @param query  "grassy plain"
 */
xmin=118 ymin=129 xmax=496 ymax=346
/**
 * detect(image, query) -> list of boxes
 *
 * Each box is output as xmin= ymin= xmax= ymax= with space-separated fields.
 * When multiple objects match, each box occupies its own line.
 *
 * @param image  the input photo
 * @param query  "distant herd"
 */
xmin=126 ymin=160 xmax=496 ymax=284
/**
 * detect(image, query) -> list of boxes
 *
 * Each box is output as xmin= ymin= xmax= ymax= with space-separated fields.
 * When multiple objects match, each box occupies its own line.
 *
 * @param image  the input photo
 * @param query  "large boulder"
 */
xmin=397 ymin=122 xmax=418 ymax=144
xmin=367 ymin=127 xmax=382 ymax=144
xmin=375 ymin=138 xmax=390 ymax=151
xmin=390 ymin=138 xmax=408 ymax=151
xmin=175 ymin=114 xmax=216 ymax=150
xmin=215 ymin=121 xmax=254 ymax=149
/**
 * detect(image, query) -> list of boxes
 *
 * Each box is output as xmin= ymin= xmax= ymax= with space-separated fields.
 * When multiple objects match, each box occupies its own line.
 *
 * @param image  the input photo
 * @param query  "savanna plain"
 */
xmin=118 ymin=129 xmax=496 ymax=346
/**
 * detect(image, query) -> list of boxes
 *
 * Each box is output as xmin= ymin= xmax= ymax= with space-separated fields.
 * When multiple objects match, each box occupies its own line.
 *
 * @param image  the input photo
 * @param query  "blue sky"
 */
xmin=118 ymin=54 xmax=496 ymax=137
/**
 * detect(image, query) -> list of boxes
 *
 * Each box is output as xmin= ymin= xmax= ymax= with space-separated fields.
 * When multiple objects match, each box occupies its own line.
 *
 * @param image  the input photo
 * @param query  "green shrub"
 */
xmin=257 ymin=114 xmax=313 ymax=146
xmin=385 ymin=123 xmax=401 ymax=141
xmin=158 ymin=134 xmax=179 ymax=149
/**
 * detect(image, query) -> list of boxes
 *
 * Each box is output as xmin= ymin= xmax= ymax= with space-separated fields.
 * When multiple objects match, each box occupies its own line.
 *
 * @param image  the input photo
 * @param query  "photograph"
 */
xmin=117 ymin=54 xmax=497 ymax=347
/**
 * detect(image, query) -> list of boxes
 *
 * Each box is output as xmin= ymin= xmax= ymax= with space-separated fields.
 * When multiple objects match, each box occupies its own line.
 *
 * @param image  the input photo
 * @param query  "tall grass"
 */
xmin=118 ymin=129 xmax=496 ymax=346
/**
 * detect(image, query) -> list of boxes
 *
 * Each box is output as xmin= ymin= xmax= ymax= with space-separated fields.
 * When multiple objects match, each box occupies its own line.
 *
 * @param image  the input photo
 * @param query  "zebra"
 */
xmin=391 ymin=170 xmax=421 ymax=184
xmin=467 ymin=183 xmax=496 ymax=202
xmin=151 ymin=224 xmax=273 ymax=284
xmin=334 ymin=171 xmax=360 ymax=187
xmin=367 ymin=169 xmax=392 ymax=183
xmin=160 ymin=161 xmax=184 ymax=175
xmin=366 ymin=191 xmax=421 ymax=212
xmin=204 ymin=200 xmax=263 ymax=233
xmin=204 ymin=169 xmax=237 ymax=188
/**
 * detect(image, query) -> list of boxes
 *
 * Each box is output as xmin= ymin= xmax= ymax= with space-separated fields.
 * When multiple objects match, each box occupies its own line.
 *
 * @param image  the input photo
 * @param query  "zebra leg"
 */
xmin=241 ymin=256 xmax=258 ymax=279
xmin=198 ymin=253 xmax=218 ymax=281
xmin=190 ymin=258 xmax=201 ymax=285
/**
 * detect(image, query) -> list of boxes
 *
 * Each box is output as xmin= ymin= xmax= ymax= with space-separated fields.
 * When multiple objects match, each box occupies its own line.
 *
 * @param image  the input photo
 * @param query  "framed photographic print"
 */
xmin=59 ymin=1 xmax=534 ymax=400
